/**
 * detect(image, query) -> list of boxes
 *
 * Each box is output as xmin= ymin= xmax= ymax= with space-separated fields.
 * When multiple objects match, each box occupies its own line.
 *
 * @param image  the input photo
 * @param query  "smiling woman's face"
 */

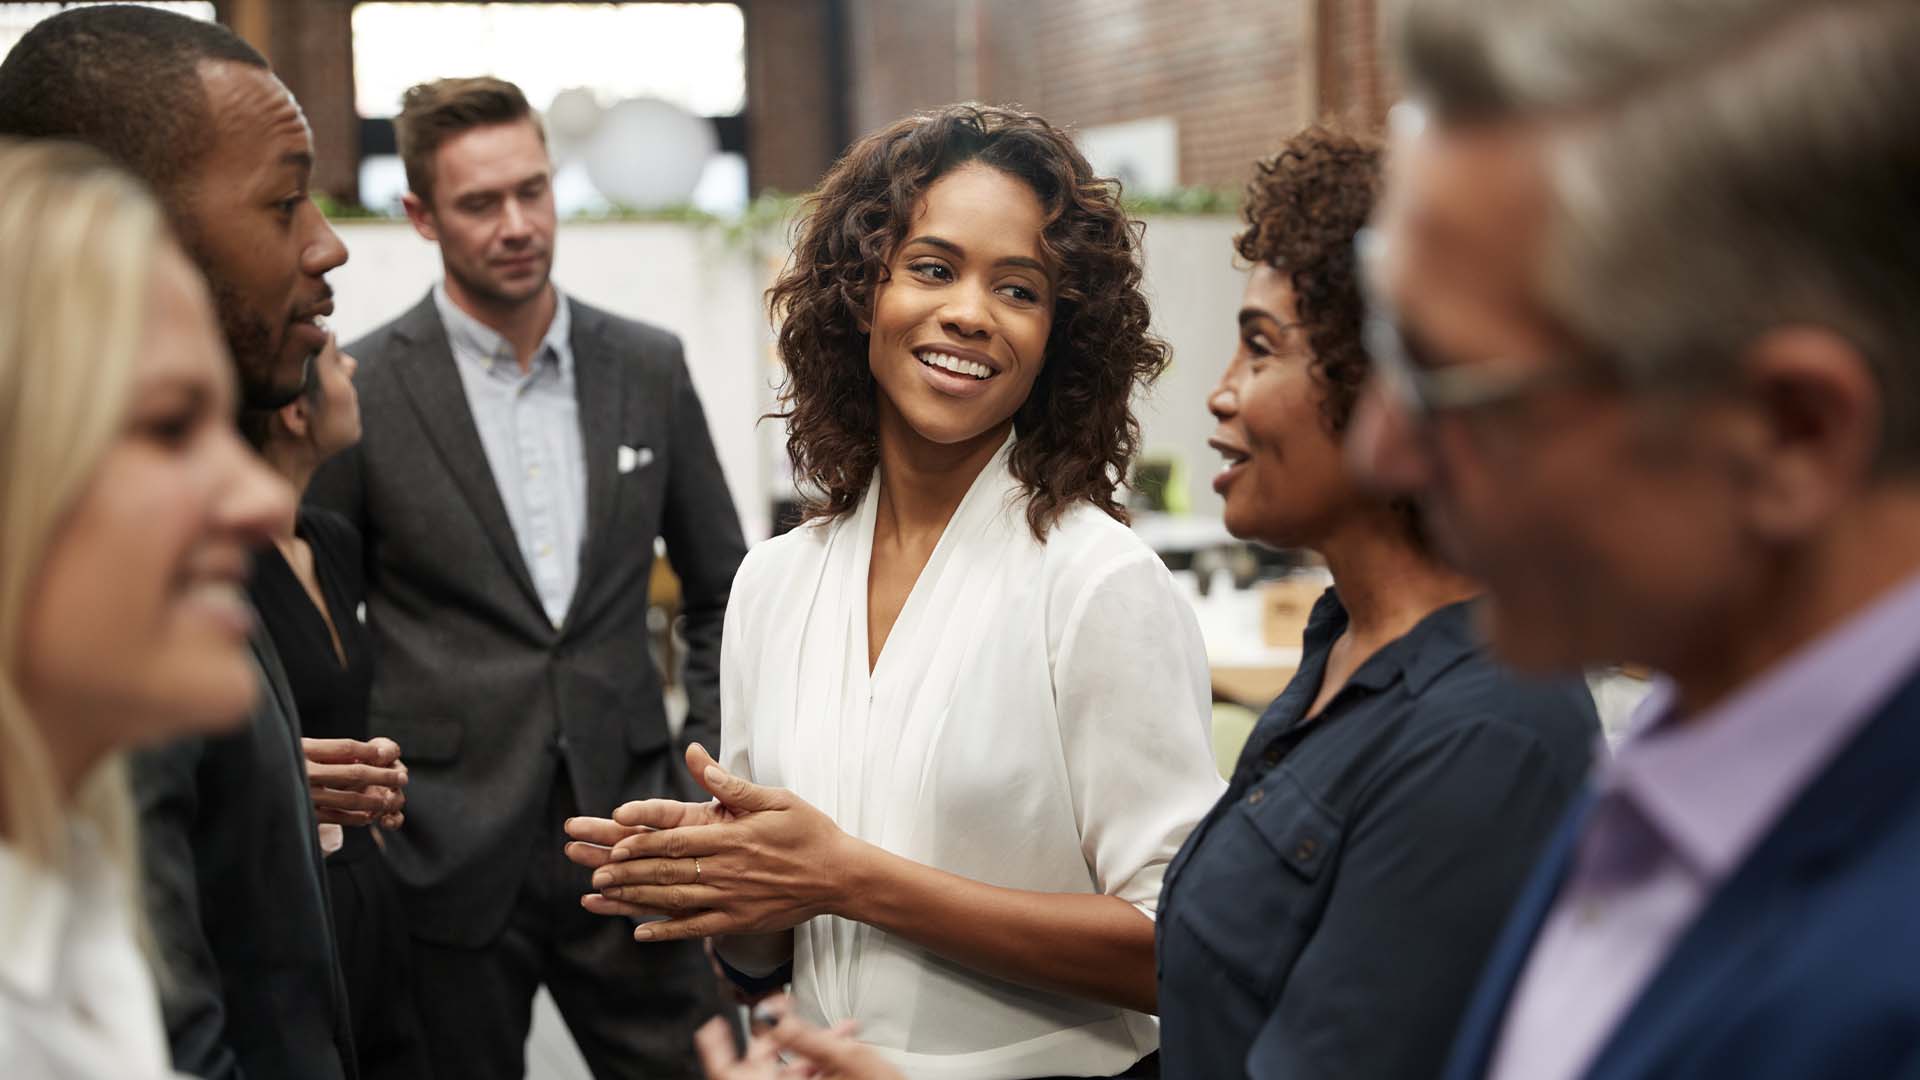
xmin=19 ymin=245 xmax=292 ymax=775
xmin=866 ymin=163 xmax=1055 ymax=455
xmin=1208 ymin=264 xmax=1361 ymax=549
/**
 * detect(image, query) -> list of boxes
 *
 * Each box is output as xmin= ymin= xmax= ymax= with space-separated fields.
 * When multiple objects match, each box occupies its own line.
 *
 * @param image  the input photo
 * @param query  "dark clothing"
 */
xmin=408 ymin=764 xmax=718 ymax=1080
xmin=308 ymin=292 xmax=744 ymax=1071
xmin=249 ymin=508 xmax=431 ymax=1080
xmin=326 ymin=854 xmax=431 ymax=1079
xmin=130 ymin=631 xmax=355 ymax=1080
xmin=1444 ymin=665 xmax=1920 ymax=1080
xmin=251 ymin=508 xmax=373 ymax=743
xmin=1156 ymin=589 xmax=1598 ymax=1080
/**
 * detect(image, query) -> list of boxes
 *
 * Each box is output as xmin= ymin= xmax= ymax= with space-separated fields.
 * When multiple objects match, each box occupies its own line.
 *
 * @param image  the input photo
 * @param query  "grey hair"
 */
xmin=1392 ymin=0 xmax=1920 ymax=472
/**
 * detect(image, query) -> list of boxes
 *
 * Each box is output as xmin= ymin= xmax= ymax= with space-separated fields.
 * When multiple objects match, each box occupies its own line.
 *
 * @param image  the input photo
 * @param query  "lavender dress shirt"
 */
xmin=1488 ymin=569 xmax=1920 ymax=1080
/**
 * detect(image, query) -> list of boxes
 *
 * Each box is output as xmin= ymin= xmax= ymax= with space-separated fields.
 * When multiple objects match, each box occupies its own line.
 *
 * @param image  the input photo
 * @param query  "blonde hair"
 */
xmin=0 ymin=138 xmax=165 ymax=872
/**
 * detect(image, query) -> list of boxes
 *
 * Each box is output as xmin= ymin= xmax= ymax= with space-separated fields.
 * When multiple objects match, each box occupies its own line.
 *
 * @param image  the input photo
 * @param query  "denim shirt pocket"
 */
xmin=1167 ymin=768 xmax=1345 ymax=997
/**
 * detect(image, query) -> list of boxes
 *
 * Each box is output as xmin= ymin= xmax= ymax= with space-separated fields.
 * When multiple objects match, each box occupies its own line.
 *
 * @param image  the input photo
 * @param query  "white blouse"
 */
xmin=720 ymin=438 xmax=1226 ymax=1079
xmin=0 ymin=827 xmax=183 ymax=1078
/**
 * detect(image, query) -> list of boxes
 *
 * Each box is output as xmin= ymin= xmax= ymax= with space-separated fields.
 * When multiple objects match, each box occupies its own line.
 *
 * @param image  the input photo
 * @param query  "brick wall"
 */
xmin=839 ymin=0 xmax=1388 ymax=193
xmin=214 ymin=0 xmax=360 ymax=202
xmin=742 ymin=0 xmax=842 ymax=195
xmin=202 ymin=0 xmax=1391 ymax=202
xmin=1315 ymin=0 xmax=1395 ymax=128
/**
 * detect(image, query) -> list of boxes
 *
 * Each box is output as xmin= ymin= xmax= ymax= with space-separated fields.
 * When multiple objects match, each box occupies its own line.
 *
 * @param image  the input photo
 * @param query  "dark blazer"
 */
xmin=1443 ymin=664 xmax=1920 ymax=1080
xmin=308 ymin=291 xmax=746 ymax=947
xmin=130 ymin=632 xmax=355 ymax=1080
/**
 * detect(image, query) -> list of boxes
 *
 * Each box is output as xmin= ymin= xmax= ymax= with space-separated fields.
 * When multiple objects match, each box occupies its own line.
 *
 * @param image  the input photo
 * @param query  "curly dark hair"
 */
xmin=766 ymin=103 xmax=1169 ymax=540
xmin=1235 ymin=127 xmax=1382 ymax=435
xmin=1238 ymin=128 xmax=1429 ymax=549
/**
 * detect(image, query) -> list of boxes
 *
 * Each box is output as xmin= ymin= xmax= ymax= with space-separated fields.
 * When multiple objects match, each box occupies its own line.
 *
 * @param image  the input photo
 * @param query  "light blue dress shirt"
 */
xmin=433 ymin=282 xmax=586 ymax=628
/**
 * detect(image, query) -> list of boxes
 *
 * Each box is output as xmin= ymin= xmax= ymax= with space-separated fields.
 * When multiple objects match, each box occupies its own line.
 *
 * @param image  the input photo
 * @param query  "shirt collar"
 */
xmin=1310 ymin=587 xmax=1480 ymax=697
xmin=1603 ymin=568 xmax=1920 ymax=882
xmin=432 ymin=280 xmax=574 ymax=380
xmin=0 ymin=826 xmax=111 ymax=1001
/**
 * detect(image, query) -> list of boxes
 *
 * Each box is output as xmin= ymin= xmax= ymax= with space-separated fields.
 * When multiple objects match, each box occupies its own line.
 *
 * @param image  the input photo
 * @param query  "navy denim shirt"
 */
xmin=1156 ymin=589 xmax=1598 ymax=1079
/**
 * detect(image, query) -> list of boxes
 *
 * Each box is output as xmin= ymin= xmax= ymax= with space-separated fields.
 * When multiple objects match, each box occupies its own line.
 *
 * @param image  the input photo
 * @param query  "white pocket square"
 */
xmin=617 ymin=445 xmax=654 ymax=474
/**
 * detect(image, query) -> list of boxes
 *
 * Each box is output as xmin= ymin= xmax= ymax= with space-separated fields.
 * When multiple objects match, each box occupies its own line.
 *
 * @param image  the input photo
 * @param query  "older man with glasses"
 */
xmin=1347 ymin=0 xmax=1920 ymax=1078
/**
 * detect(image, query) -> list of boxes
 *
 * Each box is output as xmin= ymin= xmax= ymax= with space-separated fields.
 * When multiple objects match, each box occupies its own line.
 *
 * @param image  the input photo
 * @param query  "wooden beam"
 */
xmin=218 ymin=0 xmax=275 ymax=64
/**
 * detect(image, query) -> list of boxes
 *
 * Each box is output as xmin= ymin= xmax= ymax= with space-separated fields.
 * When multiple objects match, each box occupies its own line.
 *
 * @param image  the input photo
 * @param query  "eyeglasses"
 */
xmin=1355 ymin=228 xmax=1614 ymax=424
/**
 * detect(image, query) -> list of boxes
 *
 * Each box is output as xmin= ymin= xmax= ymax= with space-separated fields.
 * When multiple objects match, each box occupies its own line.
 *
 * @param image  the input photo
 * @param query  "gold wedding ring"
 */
xmin=693 ymin=857 xmax=702 ymax=883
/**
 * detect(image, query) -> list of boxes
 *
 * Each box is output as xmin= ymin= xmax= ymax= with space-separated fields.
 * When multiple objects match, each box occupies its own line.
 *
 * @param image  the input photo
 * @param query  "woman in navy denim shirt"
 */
xmin=1153 ymin=128 xmax=1599 ymax=1079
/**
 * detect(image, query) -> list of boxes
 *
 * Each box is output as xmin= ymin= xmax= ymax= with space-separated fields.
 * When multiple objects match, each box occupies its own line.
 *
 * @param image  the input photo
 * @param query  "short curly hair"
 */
xmin=1235 ymin=127 xmax=1382 ymax=435
xmin=1238 ymin=128 xmax=1430 ymax=549
xmin=767 ymin=103 xmax=1169 ymax=540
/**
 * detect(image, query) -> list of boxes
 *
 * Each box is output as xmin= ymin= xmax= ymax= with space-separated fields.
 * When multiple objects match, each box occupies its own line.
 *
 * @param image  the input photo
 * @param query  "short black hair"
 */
xmin=0 ymin=5 xmax=267 ymax=203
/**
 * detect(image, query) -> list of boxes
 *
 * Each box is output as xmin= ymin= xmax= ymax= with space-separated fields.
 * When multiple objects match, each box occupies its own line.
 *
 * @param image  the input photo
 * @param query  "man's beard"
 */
xmin=209 ymin=273 xmax=310 ymax=411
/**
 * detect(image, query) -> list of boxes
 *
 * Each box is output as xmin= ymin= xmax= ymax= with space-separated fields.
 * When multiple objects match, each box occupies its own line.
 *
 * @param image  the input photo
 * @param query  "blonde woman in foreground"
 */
xmin=0 ymin=140 xmax=291 ymax=1076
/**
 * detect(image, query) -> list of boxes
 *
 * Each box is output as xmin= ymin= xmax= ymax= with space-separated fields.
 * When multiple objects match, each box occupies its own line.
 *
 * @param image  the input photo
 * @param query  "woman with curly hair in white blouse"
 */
xmin=567 ymin=104 xmax=1224 ymax=1079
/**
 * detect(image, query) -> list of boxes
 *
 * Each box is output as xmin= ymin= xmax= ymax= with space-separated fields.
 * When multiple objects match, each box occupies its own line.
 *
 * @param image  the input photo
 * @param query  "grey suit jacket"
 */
xmin=131 ymin=631 xmax=355 ymax=1080
xmin=308 ymin=291 xmax=746 ymax=947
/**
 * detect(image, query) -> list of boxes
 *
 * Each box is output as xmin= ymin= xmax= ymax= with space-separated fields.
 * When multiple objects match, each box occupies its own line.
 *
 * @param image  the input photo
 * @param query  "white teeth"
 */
xmin=919 ymin=351 xmax=993 ymax=380
xmin=183 ymin=580 xmax=250 ymax=616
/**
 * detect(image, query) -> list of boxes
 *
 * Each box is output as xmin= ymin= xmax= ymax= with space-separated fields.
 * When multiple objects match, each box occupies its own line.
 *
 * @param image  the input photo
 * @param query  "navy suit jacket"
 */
xmin=1443 ymin=664 xmax=1920 ymax=1080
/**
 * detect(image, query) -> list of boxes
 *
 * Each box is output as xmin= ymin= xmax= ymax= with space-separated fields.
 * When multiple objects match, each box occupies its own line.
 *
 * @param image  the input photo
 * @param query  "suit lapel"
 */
xmin=250 ymin=626 xmax=342 ymax=959
xmin=1579 ymin=893 xmax=1797 ymax=1080
xmin=387 ymin=295 xmax=546 ymax=616
xmin=1582 ymin=668 xmax=1920 ymax=1080
xmin=1444 ymin=792 xmax=1593 ymax=1080
xmin=250 ymin=626 xmax=301 ymax=734
xmin=562 ymin=301 xmax=626 ymax=630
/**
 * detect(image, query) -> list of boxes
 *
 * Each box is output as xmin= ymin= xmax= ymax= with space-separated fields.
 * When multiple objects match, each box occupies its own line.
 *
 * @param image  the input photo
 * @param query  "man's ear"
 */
xmin=277 ymin=398 xmax=312 ymax=443
xmin=1734 ymin=326 xmax=1882 ymax=541
xmin=401 ymin=191 xmax=437 ymax=243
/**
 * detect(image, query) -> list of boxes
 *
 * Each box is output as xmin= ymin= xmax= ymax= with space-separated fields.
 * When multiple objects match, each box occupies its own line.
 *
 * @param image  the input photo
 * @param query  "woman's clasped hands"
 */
xmin=563 ymin=744 xmax=865 ymax=942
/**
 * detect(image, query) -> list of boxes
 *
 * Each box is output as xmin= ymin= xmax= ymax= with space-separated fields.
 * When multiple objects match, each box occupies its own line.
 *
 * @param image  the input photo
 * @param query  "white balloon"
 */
xmin=580 ymin=98 xmax=717 ymax=210
xmin=545 ymin=87 xmax=604 ymax=144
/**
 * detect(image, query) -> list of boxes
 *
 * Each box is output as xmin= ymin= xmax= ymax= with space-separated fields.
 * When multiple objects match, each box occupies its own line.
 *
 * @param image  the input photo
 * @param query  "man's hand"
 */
xmin=693 ymin=998 xmax=899 ymax=1080
xmin=303 ymin=737 xmax=408 ymax=829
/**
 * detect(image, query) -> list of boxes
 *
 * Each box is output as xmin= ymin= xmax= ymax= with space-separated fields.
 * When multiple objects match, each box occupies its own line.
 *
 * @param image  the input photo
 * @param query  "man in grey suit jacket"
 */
xmin=308 ymin=76 xmax=745 ymax=1078
xmin=0 ymin=8 xmax=406 ymax=1078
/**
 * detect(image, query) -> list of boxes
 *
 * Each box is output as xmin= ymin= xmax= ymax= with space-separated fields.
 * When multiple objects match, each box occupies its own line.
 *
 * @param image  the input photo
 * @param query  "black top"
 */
xmin=1156 ymin=588 xmax=1599 ymax=1080
xmin=249 ymin=507 xmax=375 ymax=858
